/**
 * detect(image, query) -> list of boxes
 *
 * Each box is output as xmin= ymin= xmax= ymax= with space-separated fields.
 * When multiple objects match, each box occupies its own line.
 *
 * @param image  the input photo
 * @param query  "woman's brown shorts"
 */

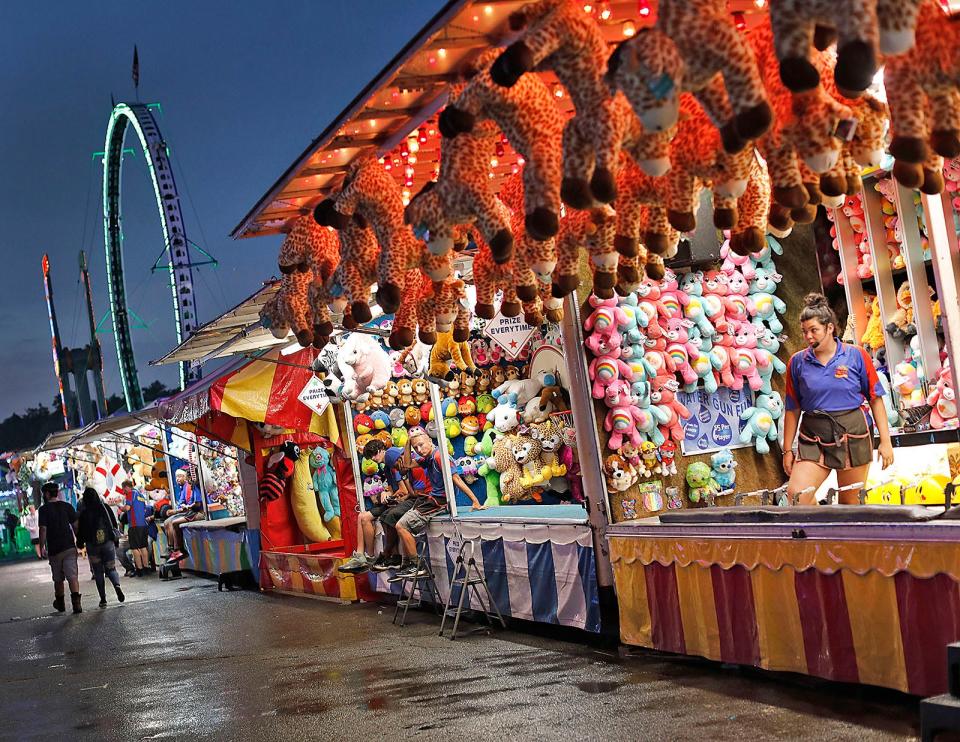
xmin=798 ymin=408 xmax=873 ymax=470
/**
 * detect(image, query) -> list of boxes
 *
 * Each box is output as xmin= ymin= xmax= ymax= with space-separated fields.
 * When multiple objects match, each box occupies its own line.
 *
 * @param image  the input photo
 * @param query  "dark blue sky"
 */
xmin=0 ymin=0 xmax=444 ymax=417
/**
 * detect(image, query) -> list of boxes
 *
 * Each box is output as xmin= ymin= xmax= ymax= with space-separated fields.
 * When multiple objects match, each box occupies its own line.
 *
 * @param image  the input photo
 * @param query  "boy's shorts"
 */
xmin=49 ymin=547 xmax=79 ymax=582
xmin=380 ymin=501 xmax=414 ymax=528
xmin=395 ymin=507 xmax=430 ymax=537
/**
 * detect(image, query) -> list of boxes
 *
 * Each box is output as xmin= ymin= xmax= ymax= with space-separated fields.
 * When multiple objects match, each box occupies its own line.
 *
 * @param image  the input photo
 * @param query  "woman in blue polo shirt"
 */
xmin=783 ymin=294 xmax=894 ymax=505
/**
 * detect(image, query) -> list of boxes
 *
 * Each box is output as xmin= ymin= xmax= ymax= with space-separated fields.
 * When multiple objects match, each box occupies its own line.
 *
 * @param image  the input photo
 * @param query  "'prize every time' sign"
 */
xmin=483 ymin=311 xmax=536 ymax=360
xmin=298 ymin=375 xmax=331 ymax=417
xmin=677 ymin=387 xmax=754 ymax=456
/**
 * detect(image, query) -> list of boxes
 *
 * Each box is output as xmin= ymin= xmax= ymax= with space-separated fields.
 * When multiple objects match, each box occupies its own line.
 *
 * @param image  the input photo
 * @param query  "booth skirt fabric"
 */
xmin=609 ymin=535 xmax=960 ymax=696
xmin=368 ymin=521 xmax=602 ymax=633
xmin=797 ymin=408 xmax=872 ymax=470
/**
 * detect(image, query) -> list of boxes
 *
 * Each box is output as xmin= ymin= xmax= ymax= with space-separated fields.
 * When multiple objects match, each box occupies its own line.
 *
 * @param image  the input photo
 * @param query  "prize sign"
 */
xmin=483 ymin=311 xmax=536 ymax=360
xmin=678 ymin=387 xmax=754 ymax=456
xmin=298 ymin=376 xmax=331 ymax=417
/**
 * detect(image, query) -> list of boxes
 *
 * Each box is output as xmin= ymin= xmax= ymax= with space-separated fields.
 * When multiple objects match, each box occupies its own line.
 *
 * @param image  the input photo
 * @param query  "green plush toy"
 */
xmin=475 ymin=428 xmax=502 ymax=507
xmin=685 ymin=461 xmax=721 ymax=504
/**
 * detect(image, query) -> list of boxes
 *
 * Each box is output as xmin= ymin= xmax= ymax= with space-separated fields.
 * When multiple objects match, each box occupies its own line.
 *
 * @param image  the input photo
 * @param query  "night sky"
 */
xmin=0 ymin=0 xmax=444 ymax=418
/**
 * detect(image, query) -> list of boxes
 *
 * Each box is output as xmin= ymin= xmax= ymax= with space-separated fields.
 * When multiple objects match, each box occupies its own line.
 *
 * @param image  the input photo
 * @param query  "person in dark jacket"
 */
xmin=75 ymin=488 xmax=125 ymax=608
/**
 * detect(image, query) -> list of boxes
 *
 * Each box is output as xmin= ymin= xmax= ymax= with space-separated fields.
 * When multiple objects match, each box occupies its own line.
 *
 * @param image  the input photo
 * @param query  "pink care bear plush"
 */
xmin=583 ymin=295 xmax=628 ymax=357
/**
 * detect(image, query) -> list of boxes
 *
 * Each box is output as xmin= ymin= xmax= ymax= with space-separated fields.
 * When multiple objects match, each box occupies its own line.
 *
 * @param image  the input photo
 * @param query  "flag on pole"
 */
xmin=132 ymin=45 xmax=140 ymax=92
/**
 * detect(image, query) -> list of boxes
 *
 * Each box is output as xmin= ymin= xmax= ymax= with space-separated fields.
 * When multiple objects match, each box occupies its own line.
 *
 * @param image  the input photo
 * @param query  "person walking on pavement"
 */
xmin=38 ymin=481 xmax=82 ymax=614
xmin=21 ymin=504 xmax=41 ymax=558
xmin=76 ymin=487 xmax=125 ymax=608
xmin=5 ymin=508 xmax=19 ymax=553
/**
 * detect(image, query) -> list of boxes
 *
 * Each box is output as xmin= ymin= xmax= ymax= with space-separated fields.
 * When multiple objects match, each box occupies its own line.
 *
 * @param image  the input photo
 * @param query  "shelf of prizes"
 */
xmin=603 ymin=165 xmax=960 ymax=696
xmin=334 ymin=302 xmax=601 ymax=633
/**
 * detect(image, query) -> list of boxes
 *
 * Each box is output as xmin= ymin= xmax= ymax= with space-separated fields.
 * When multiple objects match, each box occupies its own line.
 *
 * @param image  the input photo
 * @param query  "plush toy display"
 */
xmin=429 ymin=332 xmax=477 ymax=379
xmin=313 ymin=198 xmax=380 ymax=324
xmin=927 ymin=364 xmax=958 ymax=429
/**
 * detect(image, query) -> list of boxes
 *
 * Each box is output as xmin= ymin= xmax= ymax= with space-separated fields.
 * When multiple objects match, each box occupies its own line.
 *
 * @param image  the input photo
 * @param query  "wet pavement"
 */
xmin=0 ymin=557 xmax=921 ymax=740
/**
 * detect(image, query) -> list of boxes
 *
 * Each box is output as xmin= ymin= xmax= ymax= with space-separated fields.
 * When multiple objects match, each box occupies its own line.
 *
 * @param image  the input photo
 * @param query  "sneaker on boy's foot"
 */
xmin=371 ymin=554 xmax=402 ymax=572
xmin=388 ymin=563 xmax=419 ymax=583
xmin=99 ymin=598 xmax=107 ymax=608
xmin=337 ymin=552 xmax=370 ymax=574
xmin=115 ymin=586 xmax=125 ymax=603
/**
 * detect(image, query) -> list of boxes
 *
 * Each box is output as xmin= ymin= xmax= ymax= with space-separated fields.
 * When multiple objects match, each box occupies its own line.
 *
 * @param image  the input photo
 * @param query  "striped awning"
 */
xmin=160 ymin=346 xmax=339 ymax=447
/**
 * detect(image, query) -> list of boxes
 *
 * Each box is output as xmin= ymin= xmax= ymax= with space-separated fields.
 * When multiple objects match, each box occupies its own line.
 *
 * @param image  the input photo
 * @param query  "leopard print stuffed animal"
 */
xmin=313 ymin=198 xmax=380 ymax=323
xmin=497 ymin=171 xmax=556 ymax=294
xmin=723 ymin=154 xmax=773 ymax=256
xmin=473 ymin=239 xmax=524 ymax=320
xmin=769 ymin=0 xmax=924 ymax=97
xmin=404 ymin=116 xmax=514 ymax=263
xmin=334 ymin=155 xmax=420 ymax=314
xmin=387 ymin=269 xmax=423 ymax=351
xmin=606 ymin=0 xmax=772 ymax=153
xmin=261 ymin=271 xmax=312 ymax=345
xmin=553 ymin=204 xmax=618 ymax=299
xmin=613 ymin=159 xmax=678 ymax=262
xmin=662 ymin=94 xmax=755 ymax=235
xmin=490 ymin=0 xmax=630 ymax=207
xmin=883 ymin=0 xmax=960 ymax=193
xmin=439 ymin=48 xmax=563 ymax=242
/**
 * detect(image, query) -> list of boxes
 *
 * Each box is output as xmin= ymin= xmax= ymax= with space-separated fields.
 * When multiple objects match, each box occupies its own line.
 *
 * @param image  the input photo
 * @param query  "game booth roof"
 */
xmin=159 ymin=346 xmax=340 ymax=451
xmin=231 ymin=0 xmax=770 ymax=240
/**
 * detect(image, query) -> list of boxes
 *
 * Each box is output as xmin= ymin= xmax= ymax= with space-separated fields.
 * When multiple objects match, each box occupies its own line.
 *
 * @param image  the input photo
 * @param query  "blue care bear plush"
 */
xmin=709 ymin=449 xmax=738 ymax=491
xmin=739 ymin=392 xmax=784 ymax=455
xmin=309 ymin=446 xmax=340 ymax=522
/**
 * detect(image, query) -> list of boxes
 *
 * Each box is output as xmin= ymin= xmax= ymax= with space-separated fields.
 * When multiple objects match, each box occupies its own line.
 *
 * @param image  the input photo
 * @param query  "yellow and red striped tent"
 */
xmin=160 ymin=347 xmax=339 ymax=450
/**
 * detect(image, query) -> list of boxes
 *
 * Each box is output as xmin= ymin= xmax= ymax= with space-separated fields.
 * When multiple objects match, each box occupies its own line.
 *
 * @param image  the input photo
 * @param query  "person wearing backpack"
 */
xmin=76 ymin=487 xmax=125 ymax=608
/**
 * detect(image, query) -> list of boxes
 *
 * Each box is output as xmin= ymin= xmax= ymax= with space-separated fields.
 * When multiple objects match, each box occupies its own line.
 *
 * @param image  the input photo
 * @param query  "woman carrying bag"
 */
xmin=76 ymin=487 xmax=125 ymax=608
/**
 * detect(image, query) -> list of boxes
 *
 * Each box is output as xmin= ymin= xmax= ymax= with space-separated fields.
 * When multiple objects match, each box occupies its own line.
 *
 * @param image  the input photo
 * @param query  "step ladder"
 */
xmin=920 ymin=643 xmax=960 ymax=741
xmin=439 ymin=538 xmax=507 ymax=641
xmin=392 ymin=539 xmax=441 ymax=627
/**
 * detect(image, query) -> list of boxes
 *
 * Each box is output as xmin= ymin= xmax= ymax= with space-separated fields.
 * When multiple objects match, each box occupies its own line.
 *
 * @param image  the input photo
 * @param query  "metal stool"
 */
xmin=439 ymin=539 xmax=506 ymax=641
xmin=392 ymin=539 xmax=441 ymax=627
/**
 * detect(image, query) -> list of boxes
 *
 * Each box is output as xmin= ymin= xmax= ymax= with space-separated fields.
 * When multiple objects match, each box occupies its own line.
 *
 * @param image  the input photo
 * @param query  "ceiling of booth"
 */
xmin=232 ymin=0 xmax=770 ymax=240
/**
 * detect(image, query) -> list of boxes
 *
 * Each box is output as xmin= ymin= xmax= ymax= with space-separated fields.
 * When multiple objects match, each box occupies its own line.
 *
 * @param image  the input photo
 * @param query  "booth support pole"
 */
xmin=832 ymin=206 xmax=868 ymax=344
xmin=342 ymin=402 xmax=366 ymax=514
xmin=862 ymin=181 xmax=907 ymax=370
xmin=894 ymin=181 xmax=941 ymax=380
xmin=560 ymin=291 xmax=614 ymax=588
xmin=920 ymin=191 xmax=960 ymax=406
xmin=428 ymin=381 xmax=458 ymax=518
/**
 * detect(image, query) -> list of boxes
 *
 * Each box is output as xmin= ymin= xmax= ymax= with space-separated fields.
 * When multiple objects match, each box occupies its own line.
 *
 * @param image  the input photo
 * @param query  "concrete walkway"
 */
xmin=0 ymin=558 xmax=919 ymax=740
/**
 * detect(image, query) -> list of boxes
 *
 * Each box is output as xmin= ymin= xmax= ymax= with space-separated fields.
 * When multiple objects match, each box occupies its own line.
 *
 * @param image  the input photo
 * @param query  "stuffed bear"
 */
xmin=686 ymin=461 xmax=722 ymax=504
xmin=739 ymin=392 xmax=785 ymax=455
xmin=604 ymin=453 xmax=639 ymax=495
xmin=606 ymin=0 xmax=772 ymax=153
xmin=440 ymin=48 xmax=563 ymax=242
xmin=308 ymin=446 xmax=340 ymax=523
xmin=710 ymin=449 xmax=738 ymax=491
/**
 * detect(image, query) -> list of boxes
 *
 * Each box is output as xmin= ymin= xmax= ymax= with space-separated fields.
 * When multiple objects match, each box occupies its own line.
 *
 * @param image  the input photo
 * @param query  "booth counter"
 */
xmin=607 ymin=511 xmax=960 ymax=696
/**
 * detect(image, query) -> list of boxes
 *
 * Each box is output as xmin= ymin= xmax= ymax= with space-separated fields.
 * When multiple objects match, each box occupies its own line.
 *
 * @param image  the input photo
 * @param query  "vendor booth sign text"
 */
xmin=678 ymin=387 xmax=754 ymax=456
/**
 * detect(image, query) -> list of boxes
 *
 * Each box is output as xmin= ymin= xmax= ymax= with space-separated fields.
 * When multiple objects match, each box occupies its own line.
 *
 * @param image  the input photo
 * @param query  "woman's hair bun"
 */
xmin=803 ymin=292 xmax=830 ymax=310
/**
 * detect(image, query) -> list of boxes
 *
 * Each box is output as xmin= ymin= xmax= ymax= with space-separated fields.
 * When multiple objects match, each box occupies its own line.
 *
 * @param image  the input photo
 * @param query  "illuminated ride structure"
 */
xmin=102 ymin=102 xmax=205 ymax=411
xmin=42 ymin=252 xmax=109 ymax=430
